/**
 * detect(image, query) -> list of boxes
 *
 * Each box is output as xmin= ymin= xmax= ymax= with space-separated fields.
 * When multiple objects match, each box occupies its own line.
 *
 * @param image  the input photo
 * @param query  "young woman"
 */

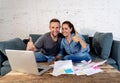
xmin=58 ymin=21 xmax=91 ymax=63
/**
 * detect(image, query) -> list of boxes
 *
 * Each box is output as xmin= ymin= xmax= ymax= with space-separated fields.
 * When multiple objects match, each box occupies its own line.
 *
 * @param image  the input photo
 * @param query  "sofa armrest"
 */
xmin=0 ymin=38 xmax=26 ymax=55
xmin=110 ymin=40 xmax=120 ymax=70
xmin=0 ymin=51 xmax=7 ymax=64
xmin=23 ymin=39 xmax=29 ymax=45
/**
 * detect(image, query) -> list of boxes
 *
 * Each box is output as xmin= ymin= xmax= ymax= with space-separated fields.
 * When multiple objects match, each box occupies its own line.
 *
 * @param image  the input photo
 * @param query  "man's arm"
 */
xmin=26 ymin=37 xmax=37 ymax=51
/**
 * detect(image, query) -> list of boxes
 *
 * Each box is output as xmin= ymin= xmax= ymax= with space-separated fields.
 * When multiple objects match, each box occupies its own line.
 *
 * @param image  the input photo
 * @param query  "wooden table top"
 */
xmin=0 ymin=63 xmax=120 ymax=83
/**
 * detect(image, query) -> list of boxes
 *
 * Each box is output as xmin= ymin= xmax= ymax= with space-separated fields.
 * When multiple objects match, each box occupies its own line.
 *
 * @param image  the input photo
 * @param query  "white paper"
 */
xmin=74 ymin=60 xmax=106 ymax=76
xmin=52 ymin=60 xmax=106 ymax=76
xmin=52 ymin=60 xmax=74 ymax=76
xmin=92 ymin=60 xmax=107 ymax=68
xmin=74 ymin=66 xmax=85 ymax=75
xmin=82 ymin=67 xmax=103 ymax=76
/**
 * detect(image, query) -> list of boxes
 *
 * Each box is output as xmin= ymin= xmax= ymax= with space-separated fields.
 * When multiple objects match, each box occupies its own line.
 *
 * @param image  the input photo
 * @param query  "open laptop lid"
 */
xmin=5 ymin=49 xmax=40 ymax=75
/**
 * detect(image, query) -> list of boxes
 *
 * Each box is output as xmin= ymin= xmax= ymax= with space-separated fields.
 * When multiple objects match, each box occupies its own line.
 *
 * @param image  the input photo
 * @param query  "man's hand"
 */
xmin=26 ymin=37 xmax=36 ymax=51
xmin=53 ymin=55 xmax=61 ymax=62
xmin=48 ymin=55 xmax=61 ymax=65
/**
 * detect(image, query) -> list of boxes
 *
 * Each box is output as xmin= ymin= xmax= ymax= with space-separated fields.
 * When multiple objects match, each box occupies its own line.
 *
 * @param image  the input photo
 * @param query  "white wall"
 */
xmin=0 ymin=0 xmax=120 ymax=41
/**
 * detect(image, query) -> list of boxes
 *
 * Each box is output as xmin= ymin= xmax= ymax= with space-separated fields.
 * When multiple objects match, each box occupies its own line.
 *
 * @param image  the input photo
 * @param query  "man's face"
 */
xmin=49 ymin=22 xmax=60 ymax=37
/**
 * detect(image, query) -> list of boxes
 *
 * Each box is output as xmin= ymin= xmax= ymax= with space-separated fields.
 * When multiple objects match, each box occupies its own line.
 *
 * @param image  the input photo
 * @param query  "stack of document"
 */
xmin=52 ymin=60 xmax=107 ymax=76
xmin=52 ymin=60 xmax=74 ymax=76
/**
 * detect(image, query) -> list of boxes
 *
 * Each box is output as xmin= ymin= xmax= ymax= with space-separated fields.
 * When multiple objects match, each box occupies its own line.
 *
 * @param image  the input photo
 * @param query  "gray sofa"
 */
xmin=0 ymin=38 xmax=27 ymax=75
xmin=0 ymin=32 xmax=120 ymax=76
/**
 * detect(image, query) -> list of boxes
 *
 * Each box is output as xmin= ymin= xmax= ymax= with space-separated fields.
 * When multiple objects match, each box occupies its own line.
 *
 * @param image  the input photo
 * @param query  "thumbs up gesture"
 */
xmin=29 ymin=36 xmax=33 ymax=42
xmin=26 ymin=37 xmax=36 ymax=51
xmin=72 ymin=32 xmax=87 ymax=48
xmin=72 ymin=32 xmax=80 ymax=42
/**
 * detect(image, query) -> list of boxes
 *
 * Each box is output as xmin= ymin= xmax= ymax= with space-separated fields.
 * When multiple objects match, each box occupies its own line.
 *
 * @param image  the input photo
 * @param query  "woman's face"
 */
xmin=62 ymin=24 xmax=72 ymax=37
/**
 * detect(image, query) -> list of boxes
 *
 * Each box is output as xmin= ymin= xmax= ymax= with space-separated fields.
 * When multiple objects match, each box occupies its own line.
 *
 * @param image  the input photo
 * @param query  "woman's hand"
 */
xmin=72 ymin=32 xmax=80 ymax=42
xmin=72 ymin=32 xmax=87 ymax=48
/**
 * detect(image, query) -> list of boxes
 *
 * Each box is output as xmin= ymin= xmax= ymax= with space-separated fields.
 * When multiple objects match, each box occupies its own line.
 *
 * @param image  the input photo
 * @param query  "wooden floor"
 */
xmin=0 ymin=63 xmax=120 ymax=83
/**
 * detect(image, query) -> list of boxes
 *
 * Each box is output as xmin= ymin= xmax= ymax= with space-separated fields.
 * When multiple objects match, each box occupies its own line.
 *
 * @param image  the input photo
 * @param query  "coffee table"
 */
xmin=0 ymin=63 xmax=120 ymax=83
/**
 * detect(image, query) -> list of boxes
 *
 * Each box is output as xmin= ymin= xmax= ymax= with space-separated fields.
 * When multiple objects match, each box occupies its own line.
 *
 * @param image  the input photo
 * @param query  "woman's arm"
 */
xmin=72 ymin=32 xmax=87 ymax=48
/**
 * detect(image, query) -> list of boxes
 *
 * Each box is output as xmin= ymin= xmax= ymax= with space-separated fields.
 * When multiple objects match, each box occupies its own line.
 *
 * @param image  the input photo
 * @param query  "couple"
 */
xmin=26 ymin=18 xmax=91 ymax=63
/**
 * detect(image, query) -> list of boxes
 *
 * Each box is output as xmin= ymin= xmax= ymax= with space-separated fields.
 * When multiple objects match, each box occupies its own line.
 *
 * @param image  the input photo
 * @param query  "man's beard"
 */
xmin=51 ymin=32 xmax=58 ymax=38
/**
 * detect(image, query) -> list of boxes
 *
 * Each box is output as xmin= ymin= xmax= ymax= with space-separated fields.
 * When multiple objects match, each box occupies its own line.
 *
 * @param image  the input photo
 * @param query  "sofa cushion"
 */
xmin=0 ymin=51 xmax=7 ymax=65
xmin=0 ymin=38 xmax=26 ymax=56
xmin=82 ymin=35 xmax=90 ymax=44
xmin=92 ymin=32 xmax=113 ymax=59
xmin=1 ymin=66 xmax=11 ymax=76
xmin=107 ymin=58 xmax=116 ymax=65
xmin=29 ymin=34 xmax=42 ymax=43
xmin=2 ymin=60 xmax=10 ymax=66
xmin=110 ymin=64 xmax=118 ymax=70
xmin=0 ymin=43 xmax=5 ymax=56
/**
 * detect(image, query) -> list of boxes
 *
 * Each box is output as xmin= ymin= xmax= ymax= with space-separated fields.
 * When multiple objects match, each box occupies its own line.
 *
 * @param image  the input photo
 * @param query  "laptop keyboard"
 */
xmin=38 ymin=68 xmax=44 ymax=72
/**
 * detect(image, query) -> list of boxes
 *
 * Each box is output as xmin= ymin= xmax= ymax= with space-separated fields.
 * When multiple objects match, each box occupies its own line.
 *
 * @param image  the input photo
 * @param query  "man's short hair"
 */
xmin=50 ymin=18 xmax=60 ymax=24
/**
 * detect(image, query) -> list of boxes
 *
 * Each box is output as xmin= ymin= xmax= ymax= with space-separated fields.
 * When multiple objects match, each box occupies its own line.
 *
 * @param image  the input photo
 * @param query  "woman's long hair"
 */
xmin=62 ymin=21 xmax=75 ymax=34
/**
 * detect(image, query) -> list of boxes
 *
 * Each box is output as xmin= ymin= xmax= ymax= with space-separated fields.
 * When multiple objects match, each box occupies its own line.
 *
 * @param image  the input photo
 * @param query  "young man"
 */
xmin=26 ymin=18 xmax=63 ymax=62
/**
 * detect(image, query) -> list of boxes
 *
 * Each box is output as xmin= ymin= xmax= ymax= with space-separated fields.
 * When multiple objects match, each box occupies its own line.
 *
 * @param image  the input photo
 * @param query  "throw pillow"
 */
xmin=92 ymin=32 xmax=113 ymax=59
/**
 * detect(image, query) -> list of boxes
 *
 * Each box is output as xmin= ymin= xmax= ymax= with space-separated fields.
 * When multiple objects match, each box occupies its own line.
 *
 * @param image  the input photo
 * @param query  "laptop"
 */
xmin=5 ymin=49 xmax=53 ymax=75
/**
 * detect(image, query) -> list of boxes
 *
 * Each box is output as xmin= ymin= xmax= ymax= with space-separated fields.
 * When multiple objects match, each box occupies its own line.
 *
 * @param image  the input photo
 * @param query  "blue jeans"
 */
xmin=63 ymin=52 xmax=91 ymax=63
xmin=34 ymin=52 xmax=55 ymax=62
